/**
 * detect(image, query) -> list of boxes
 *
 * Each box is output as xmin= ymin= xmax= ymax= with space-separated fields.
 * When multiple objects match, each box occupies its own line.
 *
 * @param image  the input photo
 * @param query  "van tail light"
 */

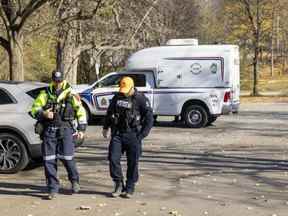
xmin=224 ymin=91 xmax=231 ymax=102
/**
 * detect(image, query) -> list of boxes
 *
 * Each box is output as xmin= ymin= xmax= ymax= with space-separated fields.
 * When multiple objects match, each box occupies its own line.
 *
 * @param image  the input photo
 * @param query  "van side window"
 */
xmin=125 ymin=74 xmax=146 ymax=87
xmin=96 ymin=74 xmax=146 ymax=88
xmin=0 ymin=89 xmax=15 ymax=105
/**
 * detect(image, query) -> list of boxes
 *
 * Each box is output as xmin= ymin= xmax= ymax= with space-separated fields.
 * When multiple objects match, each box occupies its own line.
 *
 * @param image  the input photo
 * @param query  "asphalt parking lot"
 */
xmin=1 ymin=101 xmax=288 ymax=216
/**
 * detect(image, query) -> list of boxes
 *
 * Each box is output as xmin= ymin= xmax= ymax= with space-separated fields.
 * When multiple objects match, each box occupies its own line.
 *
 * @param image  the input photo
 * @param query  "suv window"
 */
xmin=96 ymin=74 xmax=146 ymax=88
xmin=0 ymin=89 xmax=15 ymax=104
xmin=26 ymin=87 xmax=47 ymax=99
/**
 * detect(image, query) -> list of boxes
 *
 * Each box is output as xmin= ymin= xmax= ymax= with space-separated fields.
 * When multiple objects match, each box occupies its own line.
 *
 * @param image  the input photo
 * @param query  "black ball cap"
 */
xmin=52 ymin=70 xmax=63 ymax=82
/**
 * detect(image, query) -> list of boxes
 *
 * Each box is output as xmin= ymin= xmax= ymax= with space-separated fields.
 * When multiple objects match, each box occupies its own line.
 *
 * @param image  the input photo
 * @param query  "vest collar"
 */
xmin=48 ymin=80 xmax=72 ymax=102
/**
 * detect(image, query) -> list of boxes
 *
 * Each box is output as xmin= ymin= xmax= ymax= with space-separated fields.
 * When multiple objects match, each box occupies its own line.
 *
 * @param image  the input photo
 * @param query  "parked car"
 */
xmin=0 ymin=81 xmax=84 ymax=173
xmin=79 ymin=39 xmax=240 ymax=128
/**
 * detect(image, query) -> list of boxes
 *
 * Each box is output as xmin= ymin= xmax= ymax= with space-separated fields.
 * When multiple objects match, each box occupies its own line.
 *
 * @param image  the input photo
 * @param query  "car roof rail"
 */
xmin=0 ymin=80 xmax=47 ymax=85
xmin=0 ymin=80 xmax=24 ymax=84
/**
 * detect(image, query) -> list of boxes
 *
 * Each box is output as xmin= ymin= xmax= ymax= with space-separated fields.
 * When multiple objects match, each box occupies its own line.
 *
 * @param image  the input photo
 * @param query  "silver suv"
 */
xmin=0 ymin=81 xmax=85 ymax=173
xmin=0 ymin=81 xmax=46 ymax=173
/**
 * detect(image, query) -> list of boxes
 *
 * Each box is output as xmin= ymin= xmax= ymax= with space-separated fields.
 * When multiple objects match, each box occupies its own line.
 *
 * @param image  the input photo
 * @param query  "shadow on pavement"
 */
xmin=0 ymin=182 xmax=111 ymax=199
xmin=0 ymin=182 xmax=46 ymax=199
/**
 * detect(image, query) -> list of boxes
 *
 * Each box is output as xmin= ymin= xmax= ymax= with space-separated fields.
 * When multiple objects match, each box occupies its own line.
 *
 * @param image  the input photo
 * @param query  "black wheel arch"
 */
xmin=81 ymin=100 xmax=91 ymax=118
xmin=181 ymin=99 xmax=211 ymax=118
xmin=0 ymin=126 xmax=32 ymax=157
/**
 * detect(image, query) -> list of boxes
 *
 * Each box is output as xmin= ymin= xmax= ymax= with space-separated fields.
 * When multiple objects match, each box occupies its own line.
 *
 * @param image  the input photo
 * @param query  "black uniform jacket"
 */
xmin=103 ymin=89 xmax=153 ymax=140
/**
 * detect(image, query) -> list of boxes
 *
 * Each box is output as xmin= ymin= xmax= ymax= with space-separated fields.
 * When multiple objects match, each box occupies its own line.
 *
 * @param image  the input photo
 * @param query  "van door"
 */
xmin=157 ymin=60 xmax=182 ymax=87
xmin=92 ymin=72 xmax=153 ymax=112
xmin=91 ymin=74 xmax=122 ymax=111
xmin=231 ymin=47 xmax=240 ymax=111
xmin=154 ymin=61 xmax=183 ymax=115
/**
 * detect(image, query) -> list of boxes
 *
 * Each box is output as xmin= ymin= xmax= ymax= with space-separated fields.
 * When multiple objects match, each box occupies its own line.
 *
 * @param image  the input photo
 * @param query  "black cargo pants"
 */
xmin=108 ymin=131 xmax=142 ymax=190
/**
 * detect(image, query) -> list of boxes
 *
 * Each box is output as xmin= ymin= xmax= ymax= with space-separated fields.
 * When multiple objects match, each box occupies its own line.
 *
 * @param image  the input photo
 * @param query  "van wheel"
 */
xmin=183 ymin=105 xmax=208 ymax=128
xmin=0 ymin=133 xmax=29 ymax=174
xmin=207 ymin=116 xmax=217 ymax=125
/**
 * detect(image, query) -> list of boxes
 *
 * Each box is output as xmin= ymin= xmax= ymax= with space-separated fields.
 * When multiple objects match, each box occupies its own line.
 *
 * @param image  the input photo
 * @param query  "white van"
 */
xmin=79 ymin=39 xmax=240 ymax=128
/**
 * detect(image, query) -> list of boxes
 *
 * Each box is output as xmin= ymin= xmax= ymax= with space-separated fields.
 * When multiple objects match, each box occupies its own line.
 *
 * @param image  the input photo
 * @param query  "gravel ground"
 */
xmin=1 ymin=101 xmax=288 ymax=216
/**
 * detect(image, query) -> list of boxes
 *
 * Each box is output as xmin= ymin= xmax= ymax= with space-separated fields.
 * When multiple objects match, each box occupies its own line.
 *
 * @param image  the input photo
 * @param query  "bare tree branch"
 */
xmin=242 ymin=0 xmax=257 ymax=36
xmin=0 ymin=36 xmax=10 ymax=51
xmin=56 ymin=0 xmax=64 ymax=16
xmin=71 ymin=0 xmax=103 ymax=21
xmin=0 ymin=0 xmax=13 ymax=24
xmin=0 ymin=2 xmax=10 ymax=31
xmin=17 ymin=0 xmax=49 ymax=30
xmin=112 ymin=7 xmax=121 ymax=29
xmin=17 ymin=0 xmax=22 ymax=12
xmin=128 ymin=0 xmax=159 ymax=43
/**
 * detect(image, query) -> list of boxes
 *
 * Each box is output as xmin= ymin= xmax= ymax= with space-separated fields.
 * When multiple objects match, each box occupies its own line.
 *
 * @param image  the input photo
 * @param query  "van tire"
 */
xmin=183 ymin=105 xmax=208 ymax=128
xmin=0 ymin=133 xmax=29 ymax=174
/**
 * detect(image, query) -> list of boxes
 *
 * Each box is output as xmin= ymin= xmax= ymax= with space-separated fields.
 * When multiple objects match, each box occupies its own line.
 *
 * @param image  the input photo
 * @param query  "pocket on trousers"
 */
xmin=44 ymin=129 xmax=57 ymax=138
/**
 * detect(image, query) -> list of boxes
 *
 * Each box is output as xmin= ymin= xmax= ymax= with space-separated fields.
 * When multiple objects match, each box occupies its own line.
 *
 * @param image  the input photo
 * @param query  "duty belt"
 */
xmin=113 ymin=127 xmax=138 ymax=135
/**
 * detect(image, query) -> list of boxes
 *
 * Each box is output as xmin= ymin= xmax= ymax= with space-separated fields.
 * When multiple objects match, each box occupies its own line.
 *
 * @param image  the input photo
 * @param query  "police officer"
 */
xmin=102 ymin=76 xmax=153 ymax=198
xmin=30 ymin=71 xmax=87 ymax=200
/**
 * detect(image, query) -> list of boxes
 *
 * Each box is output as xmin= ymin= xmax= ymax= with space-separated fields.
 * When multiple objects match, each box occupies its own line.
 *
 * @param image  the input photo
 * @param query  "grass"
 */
xmin=240 ymin=96 xmax=288 ymax=103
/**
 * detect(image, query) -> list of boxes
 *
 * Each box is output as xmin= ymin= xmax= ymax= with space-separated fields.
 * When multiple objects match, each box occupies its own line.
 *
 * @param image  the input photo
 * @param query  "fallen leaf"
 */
xmin=77 ymin=206 xmax=91 ymax=210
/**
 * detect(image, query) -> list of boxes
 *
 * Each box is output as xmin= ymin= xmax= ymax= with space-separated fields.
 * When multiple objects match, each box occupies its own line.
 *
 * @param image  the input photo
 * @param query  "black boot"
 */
xmin=123 ymin=183 xmax=135 ymax=199
xmin=111 ymin=181 xmax=125 ymax=198
xmin=47 ymin=192 xmax=57 ymax=200
xmin=72 ymin=181 xmax=80 ymax=193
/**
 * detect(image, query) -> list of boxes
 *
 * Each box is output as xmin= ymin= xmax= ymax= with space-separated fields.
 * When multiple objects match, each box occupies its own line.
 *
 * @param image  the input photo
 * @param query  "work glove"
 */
xmin=77 ymin=131 xmax=85 ymax=139
xmin=43 ymin=108 xmax=54 ymax=120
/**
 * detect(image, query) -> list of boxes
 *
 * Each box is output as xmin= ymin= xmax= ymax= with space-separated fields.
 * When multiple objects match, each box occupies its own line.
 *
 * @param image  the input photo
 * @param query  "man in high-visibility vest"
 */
xmin=31 ymin=70 xmax=87 ymax=200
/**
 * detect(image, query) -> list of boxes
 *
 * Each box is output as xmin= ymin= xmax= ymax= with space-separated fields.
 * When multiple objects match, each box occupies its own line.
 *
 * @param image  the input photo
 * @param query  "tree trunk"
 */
xmin=8 ymin=31 xmax=24 ymax=81
xmin=56 ymin=5 xmax=82 ymax=85
xmin=90 ymin=50 xmax=103 ymax=83
xmin=276 ymin=15 xmax=280 ymax=56
xmin=60 ymin=41 xmax=80 ymax=84
xmin=56 ymin=26 xmax=81 ymax=84
xmin=271 ymin=2 xmax=275 ymax=77
xmin=252 ymin=0 xmax=260 ymax=96
xmin=253 ymin=47 xmax=259 ymax=96
xmin=283 ymin=36 xmax=287 ymax=74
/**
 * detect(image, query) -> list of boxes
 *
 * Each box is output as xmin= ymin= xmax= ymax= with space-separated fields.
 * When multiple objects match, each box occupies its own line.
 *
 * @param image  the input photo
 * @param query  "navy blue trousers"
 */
xmin=42 ymin=127 xmax=79 ymax=193
xmin=108 ymin=132 xmax=142 ymax=189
